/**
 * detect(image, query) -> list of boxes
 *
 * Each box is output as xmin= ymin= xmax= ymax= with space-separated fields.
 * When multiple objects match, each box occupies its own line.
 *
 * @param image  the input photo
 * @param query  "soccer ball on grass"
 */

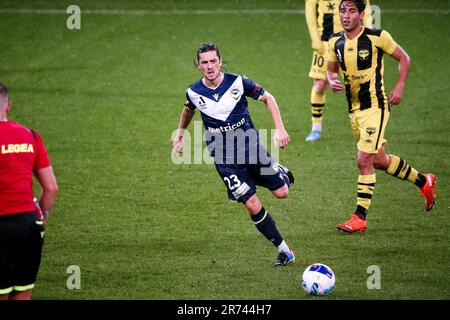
xmin=301 ymin=263 xmax=335 ymax=296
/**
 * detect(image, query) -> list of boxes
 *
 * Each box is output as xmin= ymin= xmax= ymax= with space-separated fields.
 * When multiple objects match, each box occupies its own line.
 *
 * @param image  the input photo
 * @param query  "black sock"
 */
xmin=414 ymin=173 xmax=426 ymax=188
xmin=250 ymin=207 xmax=283 ymax=247
xmin=355 ymin=205 xmax=367 ymax=220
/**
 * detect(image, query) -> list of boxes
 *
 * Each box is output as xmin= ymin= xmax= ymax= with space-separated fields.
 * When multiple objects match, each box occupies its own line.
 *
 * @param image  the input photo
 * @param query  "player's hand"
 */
xmin=172 ymin=136 xmax=184 ymax=156
xmin=274 ymin=128 xmax=290 ymax=149
xmin=389 ymin=84 xmax=404 ymax=105
xmin=329 ymin=79 xmax=345 ymax=93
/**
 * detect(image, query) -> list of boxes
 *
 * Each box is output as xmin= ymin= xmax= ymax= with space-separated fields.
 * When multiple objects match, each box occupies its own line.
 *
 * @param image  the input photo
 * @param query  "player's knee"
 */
xmin=314 ymin=80 xmax=327 ymax=93
xmin=244 ymin=195 xmax=261 ymax=214
xmin=273 ymin=185 xmax=289 ymax=199
xmin=356 ymin=157 xmax=366 ymax=171
xmin=373 ymin=154 xmax=389 ymax=170
xmin=356 ymin=153 xmax=373 ymax=172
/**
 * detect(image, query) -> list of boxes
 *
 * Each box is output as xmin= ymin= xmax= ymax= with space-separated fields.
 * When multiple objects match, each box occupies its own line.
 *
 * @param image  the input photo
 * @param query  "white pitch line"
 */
xmin=0 ymin=8 xmax=448 ymax=15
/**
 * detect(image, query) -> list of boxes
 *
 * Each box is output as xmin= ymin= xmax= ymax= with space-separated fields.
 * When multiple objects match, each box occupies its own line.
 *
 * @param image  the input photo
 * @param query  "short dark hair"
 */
xmin=196 ymin=42 xmax=221 ymax=62
xmin=340 ymin=0 xmax=366 ymax=13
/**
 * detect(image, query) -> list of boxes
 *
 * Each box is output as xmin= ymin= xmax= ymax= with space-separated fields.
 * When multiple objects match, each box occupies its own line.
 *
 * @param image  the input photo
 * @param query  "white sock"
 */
xmin=277 ymin=240 xmax=290 ymax=254
xmin=312 ymin=122 xmax=322 ymax=132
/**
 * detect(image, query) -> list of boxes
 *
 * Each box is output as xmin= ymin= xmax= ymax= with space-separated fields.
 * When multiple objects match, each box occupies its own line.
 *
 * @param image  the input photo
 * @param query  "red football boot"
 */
xmin=419 ymin=173 xmax=437 ymax=211
xmin=336 ymin=214 xmax=367 ymax=233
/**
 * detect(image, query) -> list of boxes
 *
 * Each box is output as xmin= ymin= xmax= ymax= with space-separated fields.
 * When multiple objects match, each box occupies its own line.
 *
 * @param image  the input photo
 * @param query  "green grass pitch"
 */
xmin=0 ymin=0 xmax=449 ymax=300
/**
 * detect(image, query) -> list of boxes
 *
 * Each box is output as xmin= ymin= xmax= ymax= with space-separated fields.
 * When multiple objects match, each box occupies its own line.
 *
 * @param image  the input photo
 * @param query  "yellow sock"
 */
xmin=385 ymin=155 xmax=418 ymax=184
xmin=356 ymin=174 xmax=376 ymax=217
xmin=310 ymin=86 xmax=326 ymax=125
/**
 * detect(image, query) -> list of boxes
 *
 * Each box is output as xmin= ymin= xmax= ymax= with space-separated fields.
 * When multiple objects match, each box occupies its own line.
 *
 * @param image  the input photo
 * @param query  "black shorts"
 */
xmin=214 ymin=152 xmax=286 ymax=204
xmin=0 ymin=211 xmax=44 ymax=294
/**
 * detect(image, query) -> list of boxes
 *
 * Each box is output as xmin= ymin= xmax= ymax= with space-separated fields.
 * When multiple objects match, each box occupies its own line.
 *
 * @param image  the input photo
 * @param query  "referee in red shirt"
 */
xmin=0 ymin=82 xmax=58 ymax=300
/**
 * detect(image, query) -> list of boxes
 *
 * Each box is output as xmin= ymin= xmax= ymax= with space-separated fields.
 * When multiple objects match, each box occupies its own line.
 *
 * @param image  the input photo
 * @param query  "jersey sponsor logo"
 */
xmin=358 ymin=49 xmax=370 ymax=60
xmin=207 ymin=117 xmax=246 ymax=133
xmin=1 ymin=143 xmax=34 ymax=155
xmin=351 ymin=74 xmax=366 ymax=81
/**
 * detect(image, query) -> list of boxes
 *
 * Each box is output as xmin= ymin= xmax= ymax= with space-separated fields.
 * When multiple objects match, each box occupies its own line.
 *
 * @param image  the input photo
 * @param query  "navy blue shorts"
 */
xmin=214 ymin=153 xmax=286 ymax=204
xmin=0 ymin=211 xmax=44 ymax=294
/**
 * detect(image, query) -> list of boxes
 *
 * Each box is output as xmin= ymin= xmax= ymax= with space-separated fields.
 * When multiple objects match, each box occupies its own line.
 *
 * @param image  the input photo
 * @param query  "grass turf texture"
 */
xmin=0 ymin=0 xmax=448 ymax=299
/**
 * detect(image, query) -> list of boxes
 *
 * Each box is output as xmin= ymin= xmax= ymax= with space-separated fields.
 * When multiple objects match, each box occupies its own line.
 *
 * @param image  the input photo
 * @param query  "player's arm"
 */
xmin=305 ymin=0 xmax=324 ymax=54
xmin=34 ymin=166 xmax=58 ymax=218
xmin=326 ymin=60 xmax=344 ymax=93
xmin=326 ymin=37 xmax=345 ymax=93
xmin=388 ymin=44 xmax=411 ymax=106
xmin=258 ymin=91 xmax=290 ymax=149
xmin=172 ymin=105 xmax=195 ymax=155
xmin=362 ymin=0 xmax=373 ymax=28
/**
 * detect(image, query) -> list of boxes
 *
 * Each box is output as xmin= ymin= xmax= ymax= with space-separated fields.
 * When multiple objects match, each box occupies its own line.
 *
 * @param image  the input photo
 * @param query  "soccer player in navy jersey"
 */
xmin=0 ymin=82 xmax=58 ymax=299
xmin=172 ymin=43 xmax=296 ymax=266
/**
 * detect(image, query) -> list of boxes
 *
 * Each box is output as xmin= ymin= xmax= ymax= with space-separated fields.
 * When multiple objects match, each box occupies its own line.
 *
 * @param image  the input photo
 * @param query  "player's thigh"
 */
xmin=214 ymin=163 xmax=256 ymax=204
xmin=0 ymin=212 xmax=43 ymax=292
xmin=349 ymin=112 xmax=361 ymax=143
xmin=308 ymin=44 xmax=328 ymax=80
xmin=249 ymin=156 xmax=285 ymax=193
xmin=0 ymin=215 xmax=14 ymax=294
xmin=10 ymin=212 xmax=44 ymax=289
xmin=355 ymin=108 xmax=390 ymax=154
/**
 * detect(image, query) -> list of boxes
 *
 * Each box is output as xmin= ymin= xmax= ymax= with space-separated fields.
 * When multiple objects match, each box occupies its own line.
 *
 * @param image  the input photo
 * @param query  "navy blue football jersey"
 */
xmin=185 ymin=73 xmax=265 ymax=163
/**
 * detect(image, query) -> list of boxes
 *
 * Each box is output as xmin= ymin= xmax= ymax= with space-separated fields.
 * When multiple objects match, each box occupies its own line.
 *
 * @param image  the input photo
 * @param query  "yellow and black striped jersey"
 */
xmin=305 ymin=0 xmax=372 ymax=45
xmin=328 ymin=27 xmax=398 ymax=112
